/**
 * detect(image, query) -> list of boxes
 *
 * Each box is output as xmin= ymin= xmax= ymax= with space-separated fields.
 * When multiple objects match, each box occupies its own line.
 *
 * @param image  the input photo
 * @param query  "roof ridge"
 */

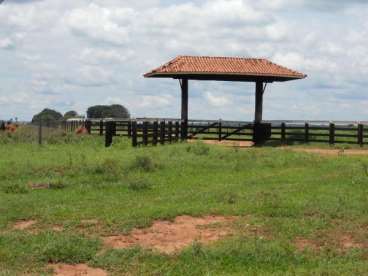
xmin=178 ymin=55 xmax=266 ymax=61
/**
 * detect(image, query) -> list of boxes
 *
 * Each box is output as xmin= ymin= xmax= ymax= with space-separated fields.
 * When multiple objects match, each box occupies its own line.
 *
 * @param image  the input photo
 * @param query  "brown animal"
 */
xmin=75 ymin=126 xmax=88 ymax=135
xmin=5 ymin=123 xmax=17 ymax=133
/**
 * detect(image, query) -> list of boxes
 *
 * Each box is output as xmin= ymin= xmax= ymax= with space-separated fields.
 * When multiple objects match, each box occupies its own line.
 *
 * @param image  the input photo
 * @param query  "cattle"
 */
xmin=5 ymin=123 xmax=18 ymax=133
xmin=75 ymin=126 xmax=88 ymax=135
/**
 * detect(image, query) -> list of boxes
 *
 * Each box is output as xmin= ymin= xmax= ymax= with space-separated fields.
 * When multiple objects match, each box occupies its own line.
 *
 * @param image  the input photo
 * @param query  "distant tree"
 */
xmin=63 ymin=110 xmax=78 ymax=120
xmin=31 ymin=108 xmax=63 ymax=124
xmin=87 ymin=104 xmax=130 ymax=119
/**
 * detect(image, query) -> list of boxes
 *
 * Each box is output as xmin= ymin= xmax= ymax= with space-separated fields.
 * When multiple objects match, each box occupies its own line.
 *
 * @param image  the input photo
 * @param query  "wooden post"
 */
xmin=132 ymin=121 xmax=138 ymax=147
xmin=105 ymin=121 xmax=113 ymax=147
xmin=358 ymin=124 xmax=364 ymax=146
xmin=38 ymin=120 xmax=42 ymax=145
xmin=153 ymin=121 xmax=158 ymax=145
xmin=85 ymin=120 xmax=92 ymax=134
xmin=175 ymin=121 xmax=180 ymax=141
xmin=218 ymin=119 xmax=222 ymax=141
xmin=127 ymin=120 xmax=132 ymax=138
xmin=181 ymin=79 xmax=188 ymax=139
xmin=143 ymin=121 xmax=148 ymax=146
xmin=160 ymin=121 xmax=165 ymax=145
xmin=254 ymin=81 xmax=264 ymax=124
xmin=112 ymin=121 xmax=116 ymax=136
xmin=181 ymin=120 xmax=187 ymax=141
xmin=168 ymin=121 xmax=173 ymax=143
xmin=99 ymin=120 xmax=104 ymax=136
xmin=304 ymin=122 xmax=309 ymax=143
xmin=281 ymin=122 xmax=286 ymax=144
xmin=329 ymin=123 xmax=335 ymax=145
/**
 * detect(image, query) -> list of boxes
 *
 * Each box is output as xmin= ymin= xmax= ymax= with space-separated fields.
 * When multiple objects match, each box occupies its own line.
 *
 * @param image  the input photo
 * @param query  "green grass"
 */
xmin=1 ymin=135 xmax=368 ymax=275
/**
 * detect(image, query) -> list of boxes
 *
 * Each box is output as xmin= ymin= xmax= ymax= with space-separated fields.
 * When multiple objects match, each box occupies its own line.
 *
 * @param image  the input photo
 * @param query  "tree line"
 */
xmin=31 ymin=104 xmax=130 ymax=123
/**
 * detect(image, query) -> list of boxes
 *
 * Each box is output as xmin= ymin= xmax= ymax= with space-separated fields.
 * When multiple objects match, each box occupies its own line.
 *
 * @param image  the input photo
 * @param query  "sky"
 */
xmin=0 ymin=0 xmax=368 ymax=121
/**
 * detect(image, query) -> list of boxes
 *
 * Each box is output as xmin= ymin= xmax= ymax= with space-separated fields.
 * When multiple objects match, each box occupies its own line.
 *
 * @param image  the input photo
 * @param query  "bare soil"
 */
xmin=48 ymin=264 xmax=107 ymax=276
xmin=188 ymin=139 xmax=253 ymax=148
xmin=13 ymin=220 xmax=36 ymax=230
xmin=290 ymin=148 xmax=368 ymax=156
xmin=103 ymin=215 xmax=237 ymax=254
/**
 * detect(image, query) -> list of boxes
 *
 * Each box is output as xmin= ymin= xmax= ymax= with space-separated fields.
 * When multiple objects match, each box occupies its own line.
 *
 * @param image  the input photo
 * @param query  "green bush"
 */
xmin=127 ymin=177 xmax=152 ymax=191
xmin=186 ymin=142 xmax=210 ymax=156
xmin=130 ymin=155 xmax=158 ymax=172
xmin=2 ymin=183 xmax=29 ymax=194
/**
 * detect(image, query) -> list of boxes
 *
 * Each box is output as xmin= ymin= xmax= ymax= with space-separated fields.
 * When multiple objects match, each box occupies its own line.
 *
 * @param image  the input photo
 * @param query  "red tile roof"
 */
xmin=144 ymin=56 xmax=306 ymax=82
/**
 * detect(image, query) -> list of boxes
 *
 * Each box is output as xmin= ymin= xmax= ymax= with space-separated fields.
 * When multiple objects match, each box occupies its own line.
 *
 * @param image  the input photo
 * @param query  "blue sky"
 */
xmin=0 ymin=0 xmax=368 ymax=121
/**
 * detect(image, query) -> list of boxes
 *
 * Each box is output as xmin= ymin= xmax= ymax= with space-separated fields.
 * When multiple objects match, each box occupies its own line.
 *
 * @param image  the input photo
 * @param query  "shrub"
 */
xmin=94 ymin=158 xmax=121 ymax=178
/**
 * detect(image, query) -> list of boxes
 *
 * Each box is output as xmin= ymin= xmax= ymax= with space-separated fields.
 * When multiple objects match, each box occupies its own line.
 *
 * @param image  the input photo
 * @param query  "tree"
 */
xmin=87 ymin=104 xmax=130 ymax=119
xmin=64 ymin=110 xmax=78 ymax=120
xmin=31 ymin=108 xmax=63 ymax=124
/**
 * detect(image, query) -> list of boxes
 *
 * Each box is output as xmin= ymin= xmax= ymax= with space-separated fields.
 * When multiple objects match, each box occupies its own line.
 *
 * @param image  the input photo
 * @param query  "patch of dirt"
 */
xmin=48 ymin=264 xmax=107 ymax=276
xmin=13 ymin=220 xmax=36 ymax=230
xmin=52 ymin=225 xmax=64 ymax=232
xmin=81 ymin=219 xmax=99 ymax=225
xmin=290 ymin=148 xmax=368 ymax=156
xmin=295 ymin=233 xmax=366 ymax=252
xmin=103 ymin=215 xmax=237 ymax=254
xmin=188 ymin=139 xmax=253 ymax=148
xmin=28 ymin=182 xmax=50 ymax=190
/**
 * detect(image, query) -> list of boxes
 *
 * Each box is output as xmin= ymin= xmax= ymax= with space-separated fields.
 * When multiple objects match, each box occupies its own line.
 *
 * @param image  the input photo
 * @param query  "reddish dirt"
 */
xmin=13 ymin=220 xmax=36 ymax=230
xmin=48 ymin=264 xmax=107 ymax=276
xmin=295 ymin=233 xmax=366 ymax=252
xmin=28 ymin=182 xmax=50 ymax=190
xmin=290 ymin=148 xmax=368 ymax=156
xmin=188 ymin=139 xmax=253 ymax=148
xmin=103 ymin=215 xmax=237 ymax=254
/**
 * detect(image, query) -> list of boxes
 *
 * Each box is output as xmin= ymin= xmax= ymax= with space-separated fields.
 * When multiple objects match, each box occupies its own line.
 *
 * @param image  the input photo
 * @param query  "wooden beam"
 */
xmin=254 ymin=81 xmax=264 ymax=123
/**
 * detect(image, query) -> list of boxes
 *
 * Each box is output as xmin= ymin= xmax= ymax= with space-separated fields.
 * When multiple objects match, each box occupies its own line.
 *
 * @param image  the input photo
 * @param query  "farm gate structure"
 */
xmin=73 ymin=119 xmax=368 ymax=147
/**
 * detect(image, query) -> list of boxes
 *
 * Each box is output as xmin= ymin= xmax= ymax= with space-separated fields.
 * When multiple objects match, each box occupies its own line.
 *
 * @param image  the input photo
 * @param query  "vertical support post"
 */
xmin=99 ymin=120 xmax=104 ymax=136
xmin=181 ymin=79 xmax=188 ymax=140
xmin=218 ymin=119 xmax=222 ymax=141
xmin=175 ymin=121 xmax=180 ymax=141
xmin=132 ymin=121 xmax=138 ymax=147
xmin=0 ymin=121 xmax=5 ymax=131
xmin=153 ymin=121 xmax=158 ymax=146
xmin=281 ymin=122 xmax=286 ymax=144
xmin=329 ymin=123 xmax=335 ymax=145
xmin=304 ymin=122 xmax=309 ymax=143
xmin=358 ymin=124 xmax=364 ymax=147
xmin=38 ymin=120 xmax=43 ymax=145
xmin=85 ymin=120 xmax=92 ymax=134
xmin=143 ymin=121 xmax=148 ymax=146
xmin=254 ymin=81 xmax=264 ymax=124
xmin=105 ymin=121 xmax=113 ymax=147
xmin=168 ymin=121 xmax=173 ymax=143
xmin=160 ymin=121 xmax=165 ymax=145
xmin=127 ymin=120 xmax=132 ymax=138
xmin=112 ymin=121 xmax=116 ymax=137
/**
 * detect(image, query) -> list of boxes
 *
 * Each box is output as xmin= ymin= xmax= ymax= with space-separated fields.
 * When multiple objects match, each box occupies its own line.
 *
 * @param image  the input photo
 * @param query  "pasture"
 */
xmin=1 ymin=133 xmax=368 ymax=275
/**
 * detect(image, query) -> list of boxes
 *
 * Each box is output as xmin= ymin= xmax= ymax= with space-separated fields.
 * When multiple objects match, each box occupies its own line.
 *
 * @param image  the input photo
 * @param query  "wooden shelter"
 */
xmin=144 ymin=56 xmax=306 ymax=143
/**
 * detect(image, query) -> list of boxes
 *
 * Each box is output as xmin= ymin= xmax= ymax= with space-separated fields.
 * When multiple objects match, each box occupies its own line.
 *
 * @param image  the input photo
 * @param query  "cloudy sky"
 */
xmin=0 ymin=0 xmax=368 ymax=121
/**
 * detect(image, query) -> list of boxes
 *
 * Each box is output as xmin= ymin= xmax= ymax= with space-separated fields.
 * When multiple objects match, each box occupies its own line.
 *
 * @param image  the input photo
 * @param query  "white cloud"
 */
xmin=205 ymin=92 xmax=232 ymax=107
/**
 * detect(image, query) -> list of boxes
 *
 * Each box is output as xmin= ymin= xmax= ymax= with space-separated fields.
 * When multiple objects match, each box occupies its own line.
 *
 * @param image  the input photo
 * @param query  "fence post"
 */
xmin=181 ymin=120 xmax=188 ymax=141
xmin=358 ymin=124 xmax=364 ymax=147
xmin=85 ymin=120 xmax=92 ymax=134
xmin=218 ymin=119 xmax=222 ymax=141
xmin=329 ymin=123 xmax=335 ymax=145
xmin=160 ymin=121 xmax=165 ymax=145
xmin=281 ymin=122 xmax=286 ymax=144
xmin=0 ymin=121 xmax=5 ymax=131
xmin=127 ymin=120 xmax=132 ymax=138
xmin=153 ymin=121 xmax=158 ymax=145
xmin=99 ymin=120 xmax=104 ymax=136
xmin=112 ymin=121 xmax=116 ymax=136
xmin=168 ymin=121 xmax=173 ymax=143
xmin=132 ymin=121 xmax=138 ymax=147
xmin=304 ymin=122 xmax=309 ymax=143
xmin=38 ymin=120 xmax=43 ymax=145
xmin=175 ymin=121 xmax=180 ymax=141
xmin=105 ymin=121 xmax=115 ymax=147
xmin=143 ymin=121 xmax=148 ymax=146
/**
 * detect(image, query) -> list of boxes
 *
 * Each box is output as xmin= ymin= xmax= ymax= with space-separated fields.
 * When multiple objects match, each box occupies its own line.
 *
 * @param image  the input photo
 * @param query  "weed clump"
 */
xmin=186 ymin=142 xmax=210 ymax=156
xmin=130 ymin=155 xmax=158 ymax=172
xmin=2 ymin=183 xmax=29 ymax=194
xmin=94 ymin=158 xmax=121 ymax=178
xmin=127 ymin=177 xmax=152 ymax=191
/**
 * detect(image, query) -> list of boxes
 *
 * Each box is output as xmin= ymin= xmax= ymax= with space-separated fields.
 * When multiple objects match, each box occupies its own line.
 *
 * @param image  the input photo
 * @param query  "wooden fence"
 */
xmin=61 ymin=119 xmax=368 ymax=147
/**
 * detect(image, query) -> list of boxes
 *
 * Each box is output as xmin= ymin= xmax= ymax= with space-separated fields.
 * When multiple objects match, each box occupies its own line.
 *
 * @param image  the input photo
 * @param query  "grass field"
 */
xmin=1 ymin=135 xmax=368 ymax=275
